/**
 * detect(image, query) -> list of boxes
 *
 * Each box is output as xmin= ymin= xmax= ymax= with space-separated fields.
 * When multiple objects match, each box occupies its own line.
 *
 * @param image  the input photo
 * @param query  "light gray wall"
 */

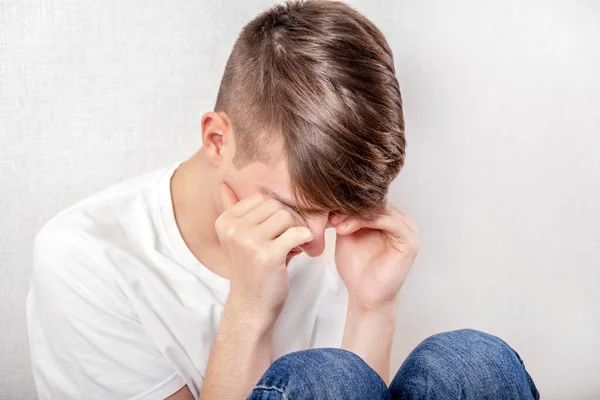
xmin=1 ymin=0 xmax=599 ymax=399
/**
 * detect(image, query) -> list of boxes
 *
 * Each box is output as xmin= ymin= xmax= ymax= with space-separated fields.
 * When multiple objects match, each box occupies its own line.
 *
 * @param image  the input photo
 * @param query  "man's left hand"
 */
xmin=332 ymin=204 xmax=419 ymax=311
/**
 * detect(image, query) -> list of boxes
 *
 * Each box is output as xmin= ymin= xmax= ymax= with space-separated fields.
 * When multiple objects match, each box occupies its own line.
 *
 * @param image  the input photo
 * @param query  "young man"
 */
xmin=27 ymin=1 xmax=539 ymax=399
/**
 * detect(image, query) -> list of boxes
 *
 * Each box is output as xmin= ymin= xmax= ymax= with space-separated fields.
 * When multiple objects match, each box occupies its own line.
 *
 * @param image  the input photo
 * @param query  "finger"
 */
xmin=260 ymin=209 xmax=306 ymax=239
xmin=220 ymin=183 xmax=265 ymax=217
xmin=244 ymin=198 xmax=298 ymax=226
xmin=329 ymin=213 xmax=349 ymax=227
xmin=336 ymin=212 xmax=416 ymax=242
xmin=335 ymin=217 xmax=363 ymax=235
xmin=362 ymin=214 xmax=415 ymax=242
xmin=334 ymin=206 xmax=389 ymax=235
xmin=270 ymin=226 xmax=313 ymax=259
xmin=361 ymin=202 xmax=418 ymax=235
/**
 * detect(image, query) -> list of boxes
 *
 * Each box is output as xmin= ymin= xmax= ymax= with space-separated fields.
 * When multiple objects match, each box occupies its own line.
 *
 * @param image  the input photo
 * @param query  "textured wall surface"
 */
xmin=1 ymin=1 xmax=599 ymax=399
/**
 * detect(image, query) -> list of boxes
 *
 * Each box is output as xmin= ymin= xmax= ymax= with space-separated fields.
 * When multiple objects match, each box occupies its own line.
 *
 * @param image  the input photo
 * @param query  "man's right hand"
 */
xmin=200 ymin=184 xmax=311 ymax=400
xmin=215 ymin=182 xmax=313 ymax=322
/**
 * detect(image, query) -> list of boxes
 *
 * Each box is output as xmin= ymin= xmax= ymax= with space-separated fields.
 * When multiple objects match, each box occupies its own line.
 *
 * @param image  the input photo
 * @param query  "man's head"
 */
xmin=202 ymin=0 xmax=405 ymax=257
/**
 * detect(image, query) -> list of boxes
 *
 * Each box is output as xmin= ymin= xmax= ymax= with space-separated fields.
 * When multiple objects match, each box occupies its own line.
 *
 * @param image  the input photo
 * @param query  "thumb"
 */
xmin=336 ymin=217 xmax=363 ymax=235
xmin=220 ymin=181 xmax=239 ymax=210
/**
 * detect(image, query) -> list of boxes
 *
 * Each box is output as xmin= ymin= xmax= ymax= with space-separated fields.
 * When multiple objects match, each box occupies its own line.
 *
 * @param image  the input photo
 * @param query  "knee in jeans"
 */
xmin=271 ymin=348 xmax=374 ymax=377
xmin=391 ymin=330 xmax=539 ymax=400
xmin=408 ymin=329 xmax=522 ymax=374
xmin=263 ymin=348 xmax=389 ymax=399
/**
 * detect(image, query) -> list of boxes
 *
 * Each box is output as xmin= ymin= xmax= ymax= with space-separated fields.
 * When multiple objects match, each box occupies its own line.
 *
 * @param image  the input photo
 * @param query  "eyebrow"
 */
xmin=261 ymin=186 xmax=323 ymax=215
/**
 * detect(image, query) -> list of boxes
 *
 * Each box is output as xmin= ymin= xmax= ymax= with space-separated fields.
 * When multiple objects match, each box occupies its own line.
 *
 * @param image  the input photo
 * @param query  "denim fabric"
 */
xmin=389 ymin=329 xmax=540 ymax=400
xmin=247 ymin=347 xmax=390 ymax=400
xmin=247 ymin=329 xmax=539 ymax=400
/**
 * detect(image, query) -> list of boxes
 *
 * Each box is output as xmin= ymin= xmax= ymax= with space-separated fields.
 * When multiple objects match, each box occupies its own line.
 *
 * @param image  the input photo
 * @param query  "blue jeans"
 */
xmin=247 ymin=329 xmax=539 ymax=399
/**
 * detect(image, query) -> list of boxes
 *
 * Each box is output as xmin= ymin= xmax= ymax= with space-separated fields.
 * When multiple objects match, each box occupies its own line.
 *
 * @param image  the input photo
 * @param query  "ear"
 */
xmin=201 ymin=111 xmax=232 ymax=167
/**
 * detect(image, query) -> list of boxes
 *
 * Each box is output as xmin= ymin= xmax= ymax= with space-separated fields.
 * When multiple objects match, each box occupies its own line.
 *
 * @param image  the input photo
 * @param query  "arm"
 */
xmin=332 ymin=206 xmax=419 ymax=384
xmin=191 ymin=183 xmax=312 ymax=400
xmin=199 ymin=299 xmax=275 ymax=400
xmin=167 ymin=300 xmax=275 ymax=400
xmin=342 ymin=301 xmax=396 ymax=383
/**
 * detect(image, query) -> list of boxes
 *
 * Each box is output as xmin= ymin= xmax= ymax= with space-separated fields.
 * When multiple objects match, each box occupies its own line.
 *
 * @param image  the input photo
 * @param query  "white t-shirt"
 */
xmin=27 ymin=164 xmax=348 ymax=400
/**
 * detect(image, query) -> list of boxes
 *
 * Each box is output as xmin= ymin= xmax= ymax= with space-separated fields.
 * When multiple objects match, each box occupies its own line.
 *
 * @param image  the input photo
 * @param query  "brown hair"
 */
xmin=215 ymin=0 xmax=405 ymax=217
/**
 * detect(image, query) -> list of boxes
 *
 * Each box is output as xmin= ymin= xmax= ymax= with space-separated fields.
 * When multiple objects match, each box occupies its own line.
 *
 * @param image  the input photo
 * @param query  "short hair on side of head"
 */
xmin=214 ymin=0 xmax=405 ymax=217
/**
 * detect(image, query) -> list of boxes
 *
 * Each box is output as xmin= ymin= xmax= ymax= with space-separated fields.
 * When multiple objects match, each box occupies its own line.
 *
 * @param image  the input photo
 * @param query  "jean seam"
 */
xmin=253 ymin=385 xmax=288 ymax=400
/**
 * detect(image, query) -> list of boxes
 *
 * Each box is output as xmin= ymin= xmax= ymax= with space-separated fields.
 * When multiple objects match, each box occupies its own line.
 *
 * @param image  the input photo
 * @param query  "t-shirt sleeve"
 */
xmin=27 ymin=231 xmax=186 ymax=400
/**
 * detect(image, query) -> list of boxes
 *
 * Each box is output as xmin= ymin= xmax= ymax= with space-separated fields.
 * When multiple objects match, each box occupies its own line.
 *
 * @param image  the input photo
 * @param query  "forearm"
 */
xmin=341 ymin=299 xmax=397 ymax=384
xmin=200 ymin=298 xmax=274 ymax=400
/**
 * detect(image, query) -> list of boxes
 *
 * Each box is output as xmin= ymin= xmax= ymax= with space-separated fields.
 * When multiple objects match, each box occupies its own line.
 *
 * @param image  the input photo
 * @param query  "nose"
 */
xmin=299 ymin=213 xmax=330 ymax=257
xmin=300 ymin=238 xmax=325 ymax=257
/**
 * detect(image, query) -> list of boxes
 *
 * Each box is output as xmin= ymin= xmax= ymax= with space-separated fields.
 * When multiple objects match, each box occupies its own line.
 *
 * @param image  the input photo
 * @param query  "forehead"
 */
xmin=236 ymin=155 xmax=291 ymax=196
xmin=260 ymin=184 xmax=326 ymax=215
xmin=250 ymin=157 xmax=291 ymax=194
xmin=236 ymin=154 xmax=327 ymax=214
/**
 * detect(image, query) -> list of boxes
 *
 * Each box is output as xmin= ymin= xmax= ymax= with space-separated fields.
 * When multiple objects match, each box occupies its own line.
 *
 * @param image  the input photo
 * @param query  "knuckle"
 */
xmin=253 ymin=191 xmax=268 ymax=201
xmin=255 ymin=192 xmax=271 ymax=205
xmin=259 ymin=191 xmax=270 ymax=201
xmin=214 ymin=216 xmax=224 ymax=232
xmin=289 ymin=226 xmax=307 ymax=238
xmin=225 ymin=225 xmax=238 ymax=240
xmin=214 ymin=215 xmax=229 ymax=234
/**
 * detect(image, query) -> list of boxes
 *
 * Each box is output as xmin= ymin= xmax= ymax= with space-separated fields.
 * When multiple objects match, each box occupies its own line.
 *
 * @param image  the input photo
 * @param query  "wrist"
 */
xmin=342 ymin=298 xmax=397 ymax=384
xmin=344 ymin=297 xmax=397 ymax=347
xmin=224 ymin=293 xmax=280 ymax=332
xmin=347 ymin=294 xmax=398 ymax=317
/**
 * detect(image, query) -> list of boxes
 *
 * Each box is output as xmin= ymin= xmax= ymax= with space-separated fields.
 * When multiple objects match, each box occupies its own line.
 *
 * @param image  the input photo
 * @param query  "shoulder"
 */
xmin=28 ymin=166 xmax=186 ymax=400
xmin=31 ymin=220 xmax=134 ymax=325
xmin=32 ymin=166 xmax=172 ymax=297
xmin=36 ymin=165 xmax=174 ymax=255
